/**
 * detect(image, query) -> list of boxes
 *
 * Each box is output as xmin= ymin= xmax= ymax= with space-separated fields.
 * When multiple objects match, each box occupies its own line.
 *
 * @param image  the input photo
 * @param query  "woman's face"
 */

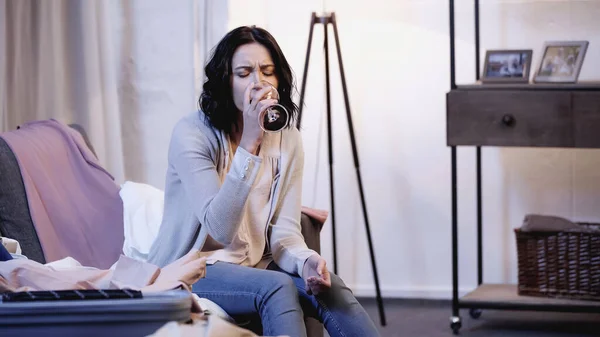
xmin=231 ymin=42 xmax=279 ymax=112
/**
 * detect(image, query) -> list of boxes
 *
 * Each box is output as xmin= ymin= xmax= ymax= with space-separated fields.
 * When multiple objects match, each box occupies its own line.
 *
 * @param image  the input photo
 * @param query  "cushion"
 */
xmin=0 ymin=137 xmax=45 ymax=263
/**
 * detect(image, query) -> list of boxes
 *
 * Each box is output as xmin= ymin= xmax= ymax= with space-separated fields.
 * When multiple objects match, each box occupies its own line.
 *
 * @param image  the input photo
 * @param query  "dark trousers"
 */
xmin=0 ymin=242 xmax=13 ymax=261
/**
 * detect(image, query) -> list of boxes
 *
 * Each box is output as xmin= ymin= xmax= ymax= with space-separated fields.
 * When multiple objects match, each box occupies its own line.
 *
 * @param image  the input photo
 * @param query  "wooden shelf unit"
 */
xmin=446 ymin=1 xmax=600 ymax=335
xmin=461 ymin=284 xmax=600 ymax=313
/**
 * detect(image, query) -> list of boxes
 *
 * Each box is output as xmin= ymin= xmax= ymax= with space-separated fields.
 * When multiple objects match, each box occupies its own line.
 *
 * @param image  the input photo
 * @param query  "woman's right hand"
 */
xmin=239 ymin=82 xmax=278 ymax=155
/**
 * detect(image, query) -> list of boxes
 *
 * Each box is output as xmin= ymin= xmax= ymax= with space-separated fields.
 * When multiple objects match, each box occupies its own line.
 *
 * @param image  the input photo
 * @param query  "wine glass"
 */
xmin=252 ymin=80 xmax=289 ymax=133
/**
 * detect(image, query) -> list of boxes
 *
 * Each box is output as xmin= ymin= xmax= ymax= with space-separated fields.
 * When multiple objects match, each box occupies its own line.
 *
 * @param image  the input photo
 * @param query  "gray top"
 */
xmin=147 ymin=111 xmax=316 ymax=276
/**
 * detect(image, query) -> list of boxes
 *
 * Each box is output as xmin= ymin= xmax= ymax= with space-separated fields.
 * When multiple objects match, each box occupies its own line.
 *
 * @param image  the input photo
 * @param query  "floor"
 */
xmin=356 ymin=298 xmax=600 ymax=337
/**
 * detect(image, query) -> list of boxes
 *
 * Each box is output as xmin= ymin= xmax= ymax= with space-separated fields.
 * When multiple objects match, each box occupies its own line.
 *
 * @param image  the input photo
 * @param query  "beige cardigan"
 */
xmin=147 ymin=111 xmax=316 ymax=276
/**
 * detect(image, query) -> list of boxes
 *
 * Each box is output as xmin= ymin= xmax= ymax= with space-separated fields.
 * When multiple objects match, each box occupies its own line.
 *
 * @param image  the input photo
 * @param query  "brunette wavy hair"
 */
xmin=199 ymin=26 xmax=298 ymax=134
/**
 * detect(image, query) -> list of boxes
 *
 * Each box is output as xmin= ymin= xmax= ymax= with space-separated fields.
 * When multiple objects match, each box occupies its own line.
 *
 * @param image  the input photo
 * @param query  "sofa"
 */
xmin=0 ymin=123 xmax=325 ymax=336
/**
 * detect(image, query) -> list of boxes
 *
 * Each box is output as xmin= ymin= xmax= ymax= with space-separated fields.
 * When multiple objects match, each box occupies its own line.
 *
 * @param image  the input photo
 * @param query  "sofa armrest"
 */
xmin=300 ymin=211 xmax=325 ymax=337
xmin=300 ymin=212 xmax=322 ymax=254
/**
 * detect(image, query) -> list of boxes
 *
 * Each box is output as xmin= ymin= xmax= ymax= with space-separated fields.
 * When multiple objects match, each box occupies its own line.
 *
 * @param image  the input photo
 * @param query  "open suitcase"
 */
xmin=0 ymin=289 xmax=193 ymax=337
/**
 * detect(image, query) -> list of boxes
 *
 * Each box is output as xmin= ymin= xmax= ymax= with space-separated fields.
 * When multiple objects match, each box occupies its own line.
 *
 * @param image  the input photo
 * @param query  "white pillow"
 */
xmin=119 ymin=181 xmax=165 ymax=262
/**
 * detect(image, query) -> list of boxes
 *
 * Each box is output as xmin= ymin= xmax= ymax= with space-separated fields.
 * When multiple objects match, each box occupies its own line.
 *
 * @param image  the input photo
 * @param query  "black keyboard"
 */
xmin=1 ymin=289 xmax=143 ymax=302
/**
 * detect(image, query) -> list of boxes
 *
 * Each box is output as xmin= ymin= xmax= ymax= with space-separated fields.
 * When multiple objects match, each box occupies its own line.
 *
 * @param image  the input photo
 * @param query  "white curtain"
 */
xmin=0 ymin=0 xmax=125 ymax=181
xmin=0 ymin=0 xmax=227 ymax=186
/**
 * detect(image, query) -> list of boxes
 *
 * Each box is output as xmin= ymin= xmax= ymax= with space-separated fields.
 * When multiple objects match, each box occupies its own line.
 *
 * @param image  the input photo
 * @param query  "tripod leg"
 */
xmin=330 ymin=13 xmax=386 ymax=326
xmin=323 ymin=17 xmax=338 ymax=275
xmin=297 ymin=13 xmax=317 ymax=130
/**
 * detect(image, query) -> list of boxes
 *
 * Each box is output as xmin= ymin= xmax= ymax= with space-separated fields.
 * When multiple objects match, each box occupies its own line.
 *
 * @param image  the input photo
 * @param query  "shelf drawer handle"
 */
xmin=502 ymin=114 xmax=516 ymax=127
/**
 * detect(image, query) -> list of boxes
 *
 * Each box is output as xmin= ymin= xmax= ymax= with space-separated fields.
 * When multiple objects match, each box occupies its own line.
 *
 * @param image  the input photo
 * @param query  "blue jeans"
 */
xmin=0 ymin=243 xmax=13 ymax=261
xmin=192 ymin=261 xmax=380 ymax=337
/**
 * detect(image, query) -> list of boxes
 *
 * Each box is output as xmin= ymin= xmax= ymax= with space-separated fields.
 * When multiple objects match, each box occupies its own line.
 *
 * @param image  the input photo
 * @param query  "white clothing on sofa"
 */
xmin=119 ymin=181 xmax=165 ymax=262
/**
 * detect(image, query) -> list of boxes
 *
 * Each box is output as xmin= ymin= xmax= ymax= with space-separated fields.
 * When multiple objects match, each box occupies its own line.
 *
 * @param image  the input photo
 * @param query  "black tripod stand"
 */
xmin=296 ymin=12 xmax=386 ymax=326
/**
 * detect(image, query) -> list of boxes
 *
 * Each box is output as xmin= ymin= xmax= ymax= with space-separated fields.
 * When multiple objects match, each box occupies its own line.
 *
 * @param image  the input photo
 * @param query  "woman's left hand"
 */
xmin=302 ymin=254 xmax=331 ymax=296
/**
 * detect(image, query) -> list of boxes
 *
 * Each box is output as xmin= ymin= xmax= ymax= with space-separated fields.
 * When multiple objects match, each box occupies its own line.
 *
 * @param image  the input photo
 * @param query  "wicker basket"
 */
xmin=515 ymin=223 xmax=600 ymax=301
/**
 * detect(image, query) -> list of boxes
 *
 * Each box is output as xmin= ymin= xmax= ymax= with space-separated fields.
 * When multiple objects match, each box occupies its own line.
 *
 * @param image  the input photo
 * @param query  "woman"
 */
xmin=147 ymin=26 xmax=380 ymax=337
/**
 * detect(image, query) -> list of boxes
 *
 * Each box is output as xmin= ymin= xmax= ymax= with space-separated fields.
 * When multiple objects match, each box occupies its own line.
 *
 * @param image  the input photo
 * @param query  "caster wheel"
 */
xmin=450 ymin=316 xmax=462 ymax=335
xmin=469 ymin=308 xmax=482 ymax=319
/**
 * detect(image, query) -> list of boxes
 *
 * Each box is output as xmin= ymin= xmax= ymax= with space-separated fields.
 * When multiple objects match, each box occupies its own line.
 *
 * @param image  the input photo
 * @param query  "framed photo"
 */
xmin=533 ymin=41 xmax=588 ymax=83
xmin=481 ymin=49 xmax=533 ymax=84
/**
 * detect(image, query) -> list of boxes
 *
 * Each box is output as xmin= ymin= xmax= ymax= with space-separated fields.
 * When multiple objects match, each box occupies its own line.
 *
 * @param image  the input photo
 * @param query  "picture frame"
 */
xmin=533 ymin=41 xmax=588 ymax=83
xmin=481 ymin=49 xmax=533 ymax=84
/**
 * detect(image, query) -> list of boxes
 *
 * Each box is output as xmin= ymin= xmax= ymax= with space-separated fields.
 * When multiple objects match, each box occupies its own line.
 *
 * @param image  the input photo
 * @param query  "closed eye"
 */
xmin=233 ymin=65 xmax=250 ymax=77
xmin=261 ymin=65 xmax=275 ymax=76
xmin=233 ymin=65 xmax=275 ymax=78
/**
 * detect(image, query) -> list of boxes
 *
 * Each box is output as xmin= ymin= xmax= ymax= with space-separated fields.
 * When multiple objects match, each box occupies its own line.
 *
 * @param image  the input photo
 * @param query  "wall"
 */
xmin=226 ymin=0 xmax=600 ymax=298
xmin=109 ymin=0 xmax=195 ymax=187
xmin=108 ymin=0 xmax=229 ymax=188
